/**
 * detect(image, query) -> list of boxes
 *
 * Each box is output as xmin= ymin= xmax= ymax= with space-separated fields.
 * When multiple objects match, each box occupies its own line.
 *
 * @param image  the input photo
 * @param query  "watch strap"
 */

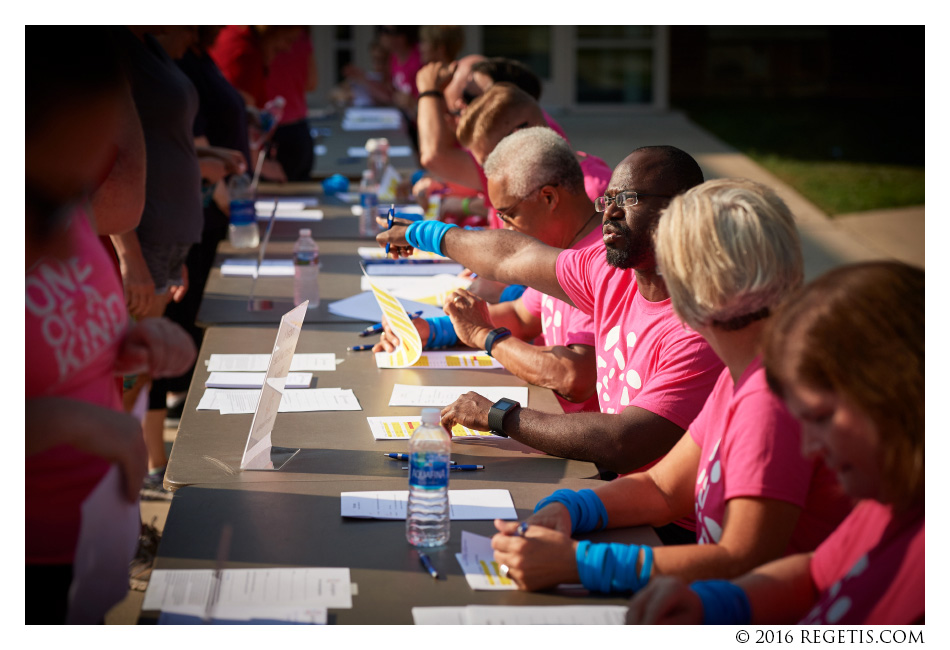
xmin=488 ymin=397 xmax=520 ymax=437
xmin=484 ymin=327 xmax=512 ymax=357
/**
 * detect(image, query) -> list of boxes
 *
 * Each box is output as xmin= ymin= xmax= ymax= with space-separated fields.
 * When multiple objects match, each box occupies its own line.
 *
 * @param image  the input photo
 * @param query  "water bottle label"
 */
xmin=295 ymin=251 xmax=317 ymax=266
xmin=230 ymin=199 xmax=255 ymax=226
xmin=360 ymin=192 xmax=378 ymax=209
xmin=408 ymin=454 xmax=449 ymax=488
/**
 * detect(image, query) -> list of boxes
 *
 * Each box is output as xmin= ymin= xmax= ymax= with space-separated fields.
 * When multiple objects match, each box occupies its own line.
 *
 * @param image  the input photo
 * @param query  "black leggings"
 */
xmin=25 ymin=564 xmax=73 ymax=624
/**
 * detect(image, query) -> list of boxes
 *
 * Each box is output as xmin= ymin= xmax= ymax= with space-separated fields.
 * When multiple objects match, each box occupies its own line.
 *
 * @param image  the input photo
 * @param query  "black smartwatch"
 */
xmin=484 ymin=327 xmax=512 ymax=357
xmin=488 ymin=397 xmax=520 ymax=437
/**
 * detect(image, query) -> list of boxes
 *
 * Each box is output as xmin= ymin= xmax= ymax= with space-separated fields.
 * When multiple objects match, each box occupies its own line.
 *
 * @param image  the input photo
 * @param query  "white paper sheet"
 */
xmin=198 ymin=388 xmax=361 ymax=414
xmin=143 ymin=567 xmax=353 ymax=617
xmin=341 ymin=489 xmax=517 ymax=520
xmin=357 ymin=247 xmax=447 ymax=261
xmin=205 ymin=372 xmax=312 ymax=389
xmin=65 ymin=465 xmax=141 ymax=623
xmin=404 ymin=351 xmax=504 ymax=370
xmin=327 ymin=291 xmax=444 ymax=321
xmin=358 ymin=274 xmax=471 ymax=306
xmin=221 ymin=259 xmax=294 ymax=277
xmin=255 ymin=198 xmax=319 ymax=213
xmin=255 ymin=209 xmax=324 ymax=221
xmin=412 ymin=605 xmax=628 ymax=625
xmin=341 ymin=107 xmax=403 ymax=131
xmin=364 ymin=263 xmax=464 ymax=277
xmin=345 ymin=145 xmax=413 ymax=158
xmin=388 ymin=384 xmax=528 ymax=408
xmin=207 ymin=353 xmax=338 ymax=372
xmin=366 ymin=416 xmax=498 ymax=440
xmin=455 ymin=531 xmax=517 ymax=591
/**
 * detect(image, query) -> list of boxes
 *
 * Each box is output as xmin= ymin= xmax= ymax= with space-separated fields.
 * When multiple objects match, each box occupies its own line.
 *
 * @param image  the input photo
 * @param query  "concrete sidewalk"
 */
xmin=555 ymin=111 xmax=924 ymax=278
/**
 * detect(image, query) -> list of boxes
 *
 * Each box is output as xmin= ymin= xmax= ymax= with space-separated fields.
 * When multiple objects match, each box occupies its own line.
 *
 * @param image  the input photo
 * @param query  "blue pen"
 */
xmin=418 ymin=551 xmax=439 ymax=579
xmin=386 ymin=453 xmax=456 ymax=464
xmin=347 ymin=344 xmax=374 ymax=351
xmin=359 ymin=311 xmax=424 ymax=337
xmin=385 ymin=204 xmax=394 ymax=254
xmin=402 ymin=464 xmax=483 ymax=471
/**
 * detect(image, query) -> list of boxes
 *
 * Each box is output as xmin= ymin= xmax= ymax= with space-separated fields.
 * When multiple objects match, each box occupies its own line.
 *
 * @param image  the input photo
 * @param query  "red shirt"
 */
xmin=210 ymin=26 xmax=267 ymax=107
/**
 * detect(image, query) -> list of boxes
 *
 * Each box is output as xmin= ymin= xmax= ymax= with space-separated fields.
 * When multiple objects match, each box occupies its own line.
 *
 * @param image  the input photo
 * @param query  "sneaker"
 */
xmin=140 ymin=467 xmax=172 ymax=501
xmin=129 ymin=517 xmax=162 ymax=591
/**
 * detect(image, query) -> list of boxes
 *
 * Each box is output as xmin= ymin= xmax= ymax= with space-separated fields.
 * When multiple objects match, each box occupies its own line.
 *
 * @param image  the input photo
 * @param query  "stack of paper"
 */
xmin=221 ymin=259 xmax=294 ymax=277
xmin=411 ymin=605 xmax=627 ymax=625
xmin=207 ymin=353 xmax=338 ymax=372
xmin=366 ymin=416 xmax=498 ymax=440
xmin=340 ymin=489 xmax=517 ymax=520
xmin=341 ymin=107 xmax=403 ymax=131
xmin=388 ymin=384 xmax=528 ymax=407
xmin=144 ymin=567 xmax=352 ymax=624
xmin=198 ymin=387 xmax=361 ymax=414
xmin=205 ymin=372 xmax=312 ymax=389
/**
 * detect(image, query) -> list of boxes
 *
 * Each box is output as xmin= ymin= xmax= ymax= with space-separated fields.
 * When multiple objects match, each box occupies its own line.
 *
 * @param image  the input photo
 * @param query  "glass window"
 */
xmin=576 ymin=48 xmax=653 ymax=104
xmin=576 ymin=26 xmax=654 ymax=41
xmin=483 ymin=26 xmax=552 ymax=79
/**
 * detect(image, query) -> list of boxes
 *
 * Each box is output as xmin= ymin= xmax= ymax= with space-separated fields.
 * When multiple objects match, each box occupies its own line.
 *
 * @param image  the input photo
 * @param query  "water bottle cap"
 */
xmin=299 ymin=228 xmax=312 ymax=237
xmin=421 ymin=408 xmax=441 ymax=426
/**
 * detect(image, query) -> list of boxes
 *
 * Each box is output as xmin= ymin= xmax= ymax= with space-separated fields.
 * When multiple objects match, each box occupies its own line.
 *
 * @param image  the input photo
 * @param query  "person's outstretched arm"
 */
xmin=378 ymin=220 xmax=571 ymax=304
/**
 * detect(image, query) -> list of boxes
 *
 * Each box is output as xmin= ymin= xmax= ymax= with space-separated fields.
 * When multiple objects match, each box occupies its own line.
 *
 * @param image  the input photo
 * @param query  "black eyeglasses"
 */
xmin=594 ymin=190 xmax=672 ymax=212
xmin=461 ymin=88 xmax=480 ymax=105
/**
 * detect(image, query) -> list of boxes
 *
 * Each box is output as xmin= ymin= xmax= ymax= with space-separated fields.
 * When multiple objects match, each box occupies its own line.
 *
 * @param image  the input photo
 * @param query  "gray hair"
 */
xmin=655 ymin=178 xmax=803 ymax=329
xmin=483 ymin=127 xmax=584 ymax=198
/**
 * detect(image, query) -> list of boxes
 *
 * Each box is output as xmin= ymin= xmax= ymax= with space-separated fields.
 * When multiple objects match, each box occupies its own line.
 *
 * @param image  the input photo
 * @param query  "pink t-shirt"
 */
xmin=520 ymin=228 xmax=603 ymax=414
xmin=26 ymin=209 xmax=130 ymax=564
xmin=543 ymin=110 xmax=569 ymax=142
xmin=555 ymin=245 xmax=723 ymax=432
xmin=802 ymin=501 xmax=924 ymax=625
xmin=691 ymin=361 xmax=851 ymax=552
xmin=390 ymin=46 xmax=422 ymax=97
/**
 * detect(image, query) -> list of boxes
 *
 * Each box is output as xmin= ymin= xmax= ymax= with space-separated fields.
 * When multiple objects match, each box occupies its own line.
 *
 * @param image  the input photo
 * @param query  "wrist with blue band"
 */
xmin=534 ymin=488 xmax=608 ymax=534
xmin=424 ymin=316 xmax=458 ymax=349
xmin=406 ymin=220 xmax=458 ymax=256
xmin=689 ymin=580 xmax=752 ymax=625
xmin=574 ymin=541 xmax=654 ymax=593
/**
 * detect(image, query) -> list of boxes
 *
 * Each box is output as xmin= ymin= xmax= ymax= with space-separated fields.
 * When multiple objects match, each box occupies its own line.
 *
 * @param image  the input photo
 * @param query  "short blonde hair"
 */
xmin=655 ymin=178 xmax=803 ymax=329
xmin=456 ymin=82 xmax=542 ymax=151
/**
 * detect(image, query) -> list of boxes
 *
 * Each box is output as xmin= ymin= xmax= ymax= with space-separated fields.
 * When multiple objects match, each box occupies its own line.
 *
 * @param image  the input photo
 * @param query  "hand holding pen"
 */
xmin=385 ymin=204 xmax=394 ymax=255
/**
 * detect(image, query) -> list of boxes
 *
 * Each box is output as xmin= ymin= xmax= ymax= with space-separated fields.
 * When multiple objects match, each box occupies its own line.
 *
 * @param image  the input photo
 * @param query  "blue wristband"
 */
xmin=690 ymin=580 xmax=752 ymax=625
xmin=575 ymin=541 xmax=650 ymax=593
xmin=499 ymin=284 xmax=527 ymax=302
xmin=425 ymin=316 xmax=458 ymax=349
xmin=534 ymin=488 xmax=608 ymax=534
xmin=406 ymin=220 xmax=458 ymax=256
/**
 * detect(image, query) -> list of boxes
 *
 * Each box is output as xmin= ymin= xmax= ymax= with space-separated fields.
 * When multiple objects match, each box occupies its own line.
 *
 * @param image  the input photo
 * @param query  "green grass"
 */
xmin=676 ymin=98 xmax=925 ymax=216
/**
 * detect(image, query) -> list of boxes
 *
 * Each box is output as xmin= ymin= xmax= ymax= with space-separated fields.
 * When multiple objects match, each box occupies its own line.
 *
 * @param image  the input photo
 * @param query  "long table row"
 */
xmin=151 ymin=170 xmax=658 ymax=624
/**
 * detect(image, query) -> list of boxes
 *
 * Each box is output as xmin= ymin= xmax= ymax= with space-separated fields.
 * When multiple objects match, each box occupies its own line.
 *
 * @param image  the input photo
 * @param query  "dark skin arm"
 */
xmin=445 ymin=290 xmax=596 ymax=404
xmin=377 ymin=220 xmax=573 ymax=306
xmin=440 ymin=393 xmax=686 ymax=474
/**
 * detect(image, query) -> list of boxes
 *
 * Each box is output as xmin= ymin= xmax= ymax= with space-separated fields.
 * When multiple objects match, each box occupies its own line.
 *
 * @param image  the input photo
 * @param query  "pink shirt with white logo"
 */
xmin=690 ymin=361 xmax=851 ymax=552
xmin=26 ymin=209 xmax=129 ymax=564
xmin=555 ymin=244 xmax=723 ymax=458
xmin=390 ymin=46 xmax=422 ymax=97
xmin=802 ymin=501 xmax=924 ymax=625
xmin=520 ymin=228 xmax=603 ymax=413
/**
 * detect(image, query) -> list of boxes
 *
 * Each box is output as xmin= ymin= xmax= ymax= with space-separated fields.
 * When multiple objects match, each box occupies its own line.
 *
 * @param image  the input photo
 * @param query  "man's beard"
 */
xmin=604 ymin=221 xmax=651 ymax=269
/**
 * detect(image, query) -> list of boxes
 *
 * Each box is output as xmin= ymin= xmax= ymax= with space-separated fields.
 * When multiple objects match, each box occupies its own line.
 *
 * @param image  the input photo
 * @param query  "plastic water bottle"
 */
xmin=293 ymin=228 xmax=320 ymax=308
xmin=228 ymin=174 xmax=259 ymax=248
xmin=358 ymin=169 xmax=379 ymax=237
xmin=406 ymin=408 xmax=451 ymax=547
